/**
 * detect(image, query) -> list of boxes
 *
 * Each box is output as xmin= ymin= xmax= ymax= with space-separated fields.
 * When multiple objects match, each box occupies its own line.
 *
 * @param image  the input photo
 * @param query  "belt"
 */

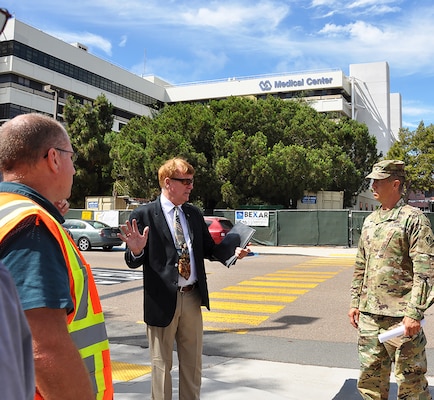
xmin=178 ymin=283 xmax=197 ymax=293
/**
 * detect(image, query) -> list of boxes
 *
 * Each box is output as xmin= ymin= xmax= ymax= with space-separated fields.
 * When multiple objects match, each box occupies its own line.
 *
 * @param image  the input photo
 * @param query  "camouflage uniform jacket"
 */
xmin=350 ymin=200 xmax=434 ymax=320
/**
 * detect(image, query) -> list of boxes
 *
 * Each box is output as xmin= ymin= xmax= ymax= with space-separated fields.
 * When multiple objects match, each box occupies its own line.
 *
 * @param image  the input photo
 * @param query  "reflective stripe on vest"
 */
xmin=0 ymin=193 xmax=113 ymax=400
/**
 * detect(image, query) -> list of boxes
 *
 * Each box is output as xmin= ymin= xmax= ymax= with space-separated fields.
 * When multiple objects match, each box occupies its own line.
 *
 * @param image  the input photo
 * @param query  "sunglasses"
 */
xmin=170 ymin=177 xmax=194 ymax=185
xmin=44 ymin=147 xmax=78 ymax=162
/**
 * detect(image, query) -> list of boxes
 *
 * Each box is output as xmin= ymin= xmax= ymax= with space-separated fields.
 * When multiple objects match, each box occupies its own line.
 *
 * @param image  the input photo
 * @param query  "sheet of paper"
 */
xmin=378 ymin=319 xmax=426 ymax=343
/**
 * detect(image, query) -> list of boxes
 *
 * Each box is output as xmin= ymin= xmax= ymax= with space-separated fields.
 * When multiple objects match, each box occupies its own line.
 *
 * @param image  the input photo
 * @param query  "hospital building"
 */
xmin=1 ymin=18 xmax=402 ymax=209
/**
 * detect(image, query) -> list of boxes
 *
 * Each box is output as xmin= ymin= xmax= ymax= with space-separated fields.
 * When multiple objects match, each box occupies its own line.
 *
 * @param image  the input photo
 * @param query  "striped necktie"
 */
xmin=174 ymin=206 xmax=191 ymax=280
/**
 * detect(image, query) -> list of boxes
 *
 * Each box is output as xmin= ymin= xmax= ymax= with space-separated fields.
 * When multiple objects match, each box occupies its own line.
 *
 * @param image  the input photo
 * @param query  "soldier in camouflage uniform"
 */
xmin=348 ymin=160 xmax=434 ymax=400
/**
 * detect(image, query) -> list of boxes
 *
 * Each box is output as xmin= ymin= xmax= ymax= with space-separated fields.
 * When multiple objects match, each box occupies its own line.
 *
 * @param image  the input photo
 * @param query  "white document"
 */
xmin=378 ymin=319 xmax=426 ymax=343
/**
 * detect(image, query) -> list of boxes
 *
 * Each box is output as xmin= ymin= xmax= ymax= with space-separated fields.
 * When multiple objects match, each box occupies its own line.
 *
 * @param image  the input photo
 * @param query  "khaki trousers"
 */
xmin=147 ymin=287 xmax=203 ymax=400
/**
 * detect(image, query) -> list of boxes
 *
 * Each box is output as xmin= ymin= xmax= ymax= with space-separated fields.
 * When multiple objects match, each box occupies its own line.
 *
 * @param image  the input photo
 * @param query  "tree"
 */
xmin=251 ymin=143 xmax=309 ymax=208
xmin=215 ymin=130 xmax=269 ymax=207
xmin=328 ymin=117 xmax=378 ymax=206
xmin=110 ymin=103 xmax=221 ymax=210
xmin=110 ymin=96 xmax=380 ymax=209
xmin=63 ymin=94 xmax=114 ymax=207
xmin=108 ymin=115 xmax=151 ymax=199
xmin=211 ymin=98 xmax=378 ymax=208
xmin=387 ymin=122 xmax=434 ymax=196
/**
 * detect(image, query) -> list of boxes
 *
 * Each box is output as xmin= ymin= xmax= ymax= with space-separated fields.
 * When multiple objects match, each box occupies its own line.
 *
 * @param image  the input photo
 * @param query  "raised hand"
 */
xmin=118 ymin=218 xmax=149 ymax=256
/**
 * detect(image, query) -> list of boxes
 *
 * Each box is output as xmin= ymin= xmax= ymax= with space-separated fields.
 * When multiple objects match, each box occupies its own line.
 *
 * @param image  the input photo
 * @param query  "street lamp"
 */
xmin=43 ymin=84 xmax=59 ymax=120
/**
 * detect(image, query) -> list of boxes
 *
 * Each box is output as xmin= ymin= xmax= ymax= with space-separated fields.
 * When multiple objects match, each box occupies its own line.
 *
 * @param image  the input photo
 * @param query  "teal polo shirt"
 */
xmin=0 ymin=182 xmax=73 ymax=313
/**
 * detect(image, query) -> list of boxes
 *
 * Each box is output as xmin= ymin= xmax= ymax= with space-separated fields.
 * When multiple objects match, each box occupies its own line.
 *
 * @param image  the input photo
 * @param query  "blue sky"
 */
xmin=3 ymin=0 xmax=434 ymax=129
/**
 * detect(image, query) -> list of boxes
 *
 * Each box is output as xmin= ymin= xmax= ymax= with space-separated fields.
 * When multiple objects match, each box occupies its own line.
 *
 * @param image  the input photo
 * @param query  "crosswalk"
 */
xmin=92 ymin=268 xmax=142 ymax=285
xmin=92 ymin=257 xmax=355 ymax=332
xmin=203 ymin=256 xmax=355 ymax=333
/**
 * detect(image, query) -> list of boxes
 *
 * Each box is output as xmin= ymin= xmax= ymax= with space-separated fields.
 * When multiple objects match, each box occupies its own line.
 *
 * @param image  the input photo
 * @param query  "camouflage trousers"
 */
xmin=357 ymin=312 xmax=431 ymax=400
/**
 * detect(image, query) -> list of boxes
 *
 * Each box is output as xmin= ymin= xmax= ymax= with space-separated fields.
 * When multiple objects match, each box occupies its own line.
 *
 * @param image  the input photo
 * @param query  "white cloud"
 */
xmin=312 ymin=0 xmax=399 ymax=10
xmin=403 ymin=102 xmax=434 ymax=118
xmin=31 ymin=1 xmax=434 ymax=79
xmin=401 ymin=99 xmax=434 ymax=128
xmin=179 ymin=2 xmax=289 ymax=32
xmin=132 ymin=49 xmax=230 ymax=84
xmin=348 ymin=0 xmax=387 ymax=8
xmin=119 ymin=35 xmax=127 ymax=47
xmin=313 ymin=7 xmax=434 ymax=74
xmin=131 ymin=56 xmax=189 ymax=83
xmin=310 ymin=0 xmax=338 ymax=6
xmin=343 ymin=21 xmax=391 ymax=43
xmin=49 ymin=30 xmax=112 ymax=56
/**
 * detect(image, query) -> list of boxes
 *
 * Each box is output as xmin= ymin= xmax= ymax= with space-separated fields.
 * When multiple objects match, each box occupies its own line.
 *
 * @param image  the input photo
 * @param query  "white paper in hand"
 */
xmin=378 ymin=319 xmax=426 ymax=343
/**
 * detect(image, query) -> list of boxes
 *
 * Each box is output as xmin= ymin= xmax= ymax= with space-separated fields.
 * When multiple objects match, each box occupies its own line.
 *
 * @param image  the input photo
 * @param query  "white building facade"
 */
xmin=0 ymin=19 xmax=165 ymax=132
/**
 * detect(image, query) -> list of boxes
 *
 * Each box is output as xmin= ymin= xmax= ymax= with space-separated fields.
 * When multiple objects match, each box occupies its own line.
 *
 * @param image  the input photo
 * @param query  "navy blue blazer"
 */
xmin=125 ymin=197 xmax=217 ymax=327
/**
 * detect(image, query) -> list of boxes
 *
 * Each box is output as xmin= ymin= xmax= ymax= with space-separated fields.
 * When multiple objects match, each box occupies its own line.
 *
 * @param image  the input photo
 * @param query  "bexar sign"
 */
xmin=259 ymin=76 xmax=334 ymax=91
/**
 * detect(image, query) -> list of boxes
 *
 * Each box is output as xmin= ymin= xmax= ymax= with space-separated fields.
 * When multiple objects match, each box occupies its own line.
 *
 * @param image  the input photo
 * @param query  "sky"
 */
xmin=3 ymin=0 xmax=434 ymax=129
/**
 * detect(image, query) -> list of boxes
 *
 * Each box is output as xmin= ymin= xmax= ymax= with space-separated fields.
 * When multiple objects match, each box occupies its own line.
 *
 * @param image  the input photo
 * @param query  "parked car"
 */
xmin=204 ymin=216 xmax=234 ymax=244
xmin=62 ymin=219 xmax=123 ymax=251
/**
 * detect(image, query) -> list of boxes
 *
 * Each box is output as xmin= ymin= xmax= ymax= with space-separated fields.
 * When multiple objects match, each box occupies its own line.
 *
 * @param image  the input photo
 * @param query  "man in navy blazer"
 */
xmin=120 ymin=157 xmax=249 ymax=400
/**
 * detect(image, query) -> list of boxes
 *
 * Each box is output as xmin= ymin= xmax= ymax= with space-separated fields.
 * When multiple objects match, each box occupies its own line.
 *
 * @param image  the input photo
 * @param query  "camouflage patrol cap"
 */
xmin=366 ymin=160 xmax=405 ymax=180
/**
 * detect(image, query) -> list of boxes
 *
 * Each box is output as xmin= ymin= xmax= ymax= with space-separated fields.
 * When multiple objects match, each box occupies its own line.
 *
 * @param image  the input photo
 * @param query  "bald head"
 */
xmin=0 ymin=113 xmax=68 ymax=173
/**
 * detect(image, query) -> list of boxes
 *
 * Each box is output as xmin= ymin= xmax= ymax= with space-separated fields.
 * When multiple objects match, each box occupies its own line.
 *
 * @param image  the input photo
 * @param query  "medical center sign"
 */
xmin=235 ymin=210 xmax=269 ymax=227
xmin=259 ymin=75 xmax=334 ymax=92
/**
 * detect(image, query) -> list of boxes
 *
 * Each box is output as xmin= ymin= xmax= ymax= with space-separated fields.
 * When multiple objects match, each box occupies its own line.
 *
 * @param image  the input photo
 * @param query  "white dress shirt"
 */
xmin=160 ymin=194 xmax=197 ymax=286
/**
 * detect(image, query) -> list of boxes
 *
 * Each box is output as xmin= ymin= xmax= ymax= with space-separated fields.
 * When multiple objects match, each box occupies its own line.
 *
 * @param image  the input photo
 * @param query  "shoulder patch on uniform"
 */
xmin=425 ymin=235 xmax=434 ymax=248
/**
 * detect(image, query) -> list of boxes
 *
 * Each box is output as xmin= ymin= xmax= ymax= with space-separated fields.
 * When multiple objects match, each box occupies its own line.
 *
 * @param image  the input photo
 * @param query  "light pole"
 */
xmin=43 ymin=84 xmax=59 ymax=120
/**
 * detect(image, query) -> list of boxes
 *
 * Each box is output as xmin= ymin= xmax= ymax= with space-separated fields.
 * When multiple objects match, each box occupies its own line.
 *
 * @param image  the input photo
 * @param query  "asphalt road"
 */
xmin=84 ymin=247 xmax=434 ymax=374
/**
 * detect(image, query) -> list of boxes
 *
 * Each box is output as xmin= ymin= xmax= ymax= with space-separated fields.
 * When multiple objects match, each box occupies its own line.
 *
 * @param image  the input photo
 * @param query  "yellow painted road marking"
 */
xmin=263 ymin=274 xmax=331 ymax=281
xmin=210 ymin=292 xmax=298 ymax=303
xmin=203 ymin=326 xmax=249 ymax=334
xmin=252 ymin=276 xmax=326 ymax=283
xmin=238 ymin=280 xmax=318 ymax=289
xmin=223 ymin=285 xmax=309 ymax=295
xmin=210 ymin=300 xmax=285 ymax=313
xmin=272 ymin=270 xmax=338 ymax=276
xmin=297 ymin=259 xmax=354 ymax=265
xmin=298 ymin=259 xmax=333 ymax=262
xmin=111 ymin=361 xmax=151 ymax=381
xmin=203 ymin=311 xmax=269 ymax=325
xmin=203 ymin=256 xmax=356 ymax=332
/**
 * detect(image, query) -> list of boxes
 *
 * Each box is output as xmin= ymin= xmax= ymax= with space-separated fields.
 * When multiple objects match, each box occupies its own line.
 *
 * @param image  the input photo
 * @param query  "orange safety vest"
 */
xmin=0 ymin=193 xmax=113 ymax=400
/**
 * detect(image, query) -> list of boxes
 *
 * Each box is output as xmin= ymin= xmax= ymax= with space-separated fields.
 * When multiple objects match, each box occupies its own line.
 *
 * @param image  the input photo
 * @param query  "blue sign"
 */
xmin=301 ymin=196 xmax=317 ymax=204
xmin=87 ymin=201 xmax=99 ymax=209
